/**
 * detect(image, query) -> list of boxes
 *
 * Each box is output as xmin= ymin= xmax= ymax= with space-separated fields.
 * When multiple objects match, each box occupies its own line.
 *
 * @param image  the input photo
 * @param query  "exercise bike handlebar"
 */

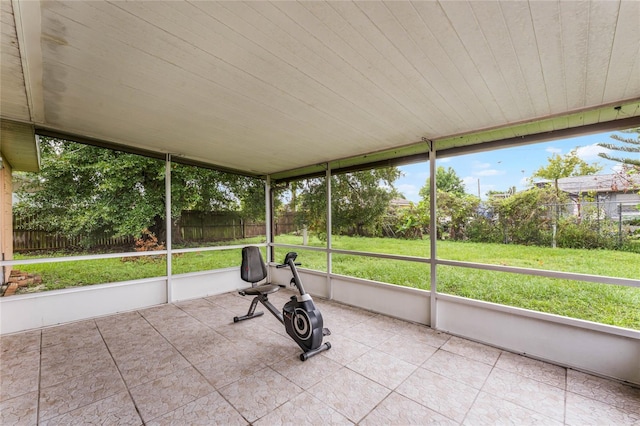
xmin=275 ymin=262 xmax=301 ymax=269
xmin=274 ymin=252 xmax=307 ymax=296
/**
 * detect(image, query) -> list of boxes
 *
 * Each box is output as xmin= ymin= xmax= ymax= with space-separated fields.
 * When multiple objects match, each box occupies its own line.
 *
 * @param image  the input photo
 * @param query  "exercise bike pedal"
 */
xmin=322 ymin=328 xmax=331 ymax=336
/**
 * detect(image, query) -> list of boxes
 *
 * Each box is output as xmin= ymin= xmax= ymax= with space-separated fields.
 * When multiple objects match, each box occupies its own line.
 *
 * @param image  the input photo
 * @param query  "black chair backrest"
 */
xmin=241 ymin=246 xmax=267 ymax=284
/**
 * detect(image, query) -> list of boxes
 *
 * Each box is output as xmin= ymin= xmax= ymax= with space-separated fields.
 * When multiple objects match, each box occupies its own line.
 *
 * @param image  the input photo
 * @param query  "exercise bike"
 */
xmin=233 ymin=246 xmax=331 ymax=361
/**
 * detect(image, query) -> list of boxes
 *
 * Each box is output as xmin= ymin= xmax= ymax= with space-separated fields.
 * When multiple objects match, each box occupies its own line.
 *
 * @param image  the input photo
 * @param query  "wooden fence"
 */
xmin=13 ymin=211 xmax=298 ymax=252
xmin=13 ymin=231 xmax=134 ymax=252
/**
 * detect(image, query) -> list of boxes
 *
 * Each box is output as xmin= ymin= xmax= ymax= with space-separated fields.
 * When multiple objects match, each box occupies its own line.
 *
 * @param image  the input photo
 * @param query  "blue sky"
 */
xmin=396 ymin=130 xmax=635 ymax=202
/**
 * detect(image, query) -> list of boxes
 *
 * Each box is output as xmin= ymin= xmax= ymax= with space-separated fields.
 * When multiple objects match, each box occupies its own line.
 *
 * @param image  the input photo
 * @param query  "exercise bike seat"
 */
xmin=241 ymin=283 xmax=280 ymax=296
xmin=238 ymin=246 xmax=280 ymax=296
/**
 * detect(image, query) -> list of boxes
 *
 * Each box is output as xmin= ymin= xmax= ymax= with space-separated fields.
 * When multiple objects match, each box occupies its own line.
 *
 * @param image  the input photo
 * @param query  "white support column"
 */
xmin=429 ymin=143 xmax=437 ymax=327
xmin=326 ymin=165 xmax=332 ymax=299
xmin=165 ymin=154 xmax=172 ymax=303
xmin=265 ymin=175 xmax=272 ymax=266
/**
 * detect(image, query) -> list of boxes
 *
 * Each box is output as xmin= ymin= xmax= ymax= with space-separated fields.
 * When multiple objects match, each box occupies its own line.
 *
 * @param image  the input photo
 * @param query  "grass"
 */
xmin=11 ymin=234 xmax=640 ymax=329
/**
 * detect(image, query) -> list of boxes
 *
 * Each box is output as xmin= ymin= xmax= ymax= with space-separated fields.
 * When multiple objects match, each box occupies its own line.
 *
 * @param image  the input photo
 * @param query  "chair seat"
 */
xmin=242 ymin=284 xmax=280 ymax=296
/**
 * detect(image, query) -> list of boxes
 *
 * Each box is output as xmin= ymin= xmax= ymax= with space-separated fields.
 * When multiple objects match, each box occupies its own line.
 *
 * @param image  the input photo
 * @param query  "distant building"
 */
xmin=389 ymin=198 xmax=412 ymax=209
xmin=535 ymin=174 xmax=640 ymax=220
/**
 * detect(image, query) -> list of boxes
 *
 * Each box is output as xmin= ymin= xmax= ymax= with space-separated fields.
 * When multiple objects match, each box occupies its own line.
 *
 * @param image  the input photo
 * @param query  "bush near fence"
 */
xmin=382 ymin=200 xmax=639 ymax=252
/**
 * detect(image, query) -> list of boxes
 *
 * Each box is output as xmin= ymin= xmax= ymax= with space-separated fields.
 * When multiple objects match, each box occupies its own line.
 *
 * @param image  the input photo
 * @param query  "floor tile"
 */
xmin=227 ymin=329 xmax=301 ymax=367
xmin=129 ymin=366 xmax=214 ymax=423
xmin=207 ymin=292 xmax=251 ymax=311
xmin=340 ymin=322 xmax=396 ymax=347
xmin=567 ymin=369 xmax=640 ymax=415
xmin=423 ymin=349 xmax=492 ymax=389
xmin=483 ymin=368 xmax=565 ymax=421
xmin=219 ymin=367 xmax=302 ymax=423
xmin=319 ymin=334 xmax=371 ymax=366
xmin=214 ymin=320 xmax=274 ymax=344
xmin=440 ymin=336 xmax=502 ymax=366
xmin=565 ymin=391 xmax=640 ymax=425
xmin=147 ymin=317 xmax=204 ymax=342
xmin=0 ymin=330 xmax=40 ymax=355
xmin=177 ymin=298 xmax=235 ymax=328
xmin=163 ymin=326 xmax=228 ymax=365
xmin=463 ymin=391 xmax=563 ymax=425
xmin=0 ymin=349 xmax=40 ymax=402
xmin=95 ymin=311 xmax=150 ymax=337
xmin=147 ymin=391 xmax=247 ymax=425
xmin=495 ymin=351 xmax=566 ymax=389
xmin=41 ymin=348 xmax=116 ymax=388
xmin=40 ymin=391 xmax=141 ymax=426
xmin=361 ymin=392 xmax=457 ymax=425
xmin=194 ymin=341 xmax=266 ymax=389
xmin=361 ymin=314 xmax=410 ymax=333
xmin=42 ymin=320 xmax=99 ymax=348
xmin=346 ymin=348 xmax=417 ymax=389
xmin=39 ymin=365 xmax=127 ymax=422
xmin=321 ymin=304 xmax=375 ymax=330
xmin=307 ymin=367 xmax=390 ymax=423
xmin=140 ymin=303 xmax=191 ymax=323
xmin=41 ymin=334 xmax=107 ymax=364
xmin=377 ymin=334 xmax=439 ymax=365
xmin=101 ymin=330 xmax=169 ymax=362
xmin=0 ymin=391 xmax=38 ymax=425
xmin=397 ymin=367 xmax=479 ymax=422
xmin=392 ymin=322 xmax=451 ymax=348
xmin=257 ymin=335 xmax=303 ymax=364
xmin=272 ymin=352 xmax=342 ymax=389
xmin=254 ymin=391 xmax=352 ymax=426
xmin=114 ymin=344 xmax=191 ymax=388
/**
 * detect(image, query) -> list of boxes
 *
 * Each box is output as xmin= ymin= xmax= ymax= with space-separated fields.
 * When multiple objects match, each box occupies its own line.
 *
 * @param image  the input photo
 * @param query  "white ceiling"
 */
xmin=2 ymin=1 xmax=640 ymax=177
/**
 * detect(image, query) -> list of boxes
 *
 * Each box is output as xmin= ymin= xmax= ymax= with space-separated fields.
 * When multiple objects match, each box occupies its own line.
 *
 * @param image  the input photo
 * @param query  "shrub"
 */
xmin=465 ymin=216 xmax=503 ymax=243
xmin=555 ymin=216 xmax=632 ymax=250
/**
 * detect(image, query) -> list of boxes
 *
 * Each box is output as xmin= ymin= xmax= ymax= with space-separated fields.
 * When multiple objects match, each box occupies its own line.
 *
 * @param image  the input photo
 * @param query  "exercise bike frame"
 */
xmin=234 ymin=251 xmax=331 ymax=360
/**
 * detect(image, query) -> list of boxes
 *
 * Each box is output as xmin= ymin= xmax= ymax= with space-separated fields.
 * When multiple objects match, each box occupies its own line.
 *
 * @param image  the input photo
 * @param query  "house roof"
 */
xmin=555 ymin=174 xmax=640 ymax=194
xmin=2 ymin=1 xmax=640 ymax=178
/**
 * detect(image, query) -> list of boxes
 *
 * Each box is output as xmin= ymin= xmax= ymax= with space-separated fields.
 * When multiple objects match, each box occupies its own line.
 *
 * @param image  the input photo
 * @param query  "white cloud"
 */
xmin=462 ymin=176 xmax=477 ymax=193
xmin=397 ymin=183 xmax=420 ymax=201
xmin=519 ymin=176 xmax=531 ymax=187
xmin=462 ymin=176 xmax=496 ymax=199
xmin=475 ymin=169 xmax=505 ymax=177
xmin=575 ymin=144 xmax=610 ymax=161
xmin=473 ymin=161 xmax=491 ymax=169
xmin=546 ymin=147 xmax=562 ymax=154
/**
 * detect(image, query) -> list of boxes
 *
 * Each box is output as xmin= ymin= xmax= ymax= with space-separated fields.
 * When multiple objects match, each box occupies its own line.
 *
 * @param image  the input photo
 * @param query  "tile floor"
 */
xmin=1 ymin=289 xmax=639 ymax=425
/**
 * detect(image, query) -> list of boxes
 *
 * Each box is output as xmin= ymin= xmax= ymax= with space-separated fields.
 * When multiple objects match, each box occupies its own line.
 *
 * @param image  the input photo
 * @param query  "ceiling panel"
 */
xmin=2 ymin=0 xmax=639 ymax=177
xmin=0 ymin=0 xmax=30 ymax=122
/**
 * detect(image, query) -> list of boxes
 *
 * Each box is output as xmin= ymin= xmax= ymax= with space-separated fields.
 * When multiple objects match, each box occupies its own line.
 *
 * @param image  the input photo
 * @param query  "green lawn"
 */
xmin=12 ymin=234 xmax=640 ymax=329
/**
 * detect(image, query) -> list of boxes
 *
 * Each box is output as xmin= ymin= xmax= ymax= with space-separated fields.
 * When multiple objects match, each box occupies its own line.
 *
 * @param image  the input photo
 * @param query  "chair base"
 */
xmin=233 ymin=311 xmax=264 ymax=323
xmin=234 ymin=293 xmax=284 ymax=324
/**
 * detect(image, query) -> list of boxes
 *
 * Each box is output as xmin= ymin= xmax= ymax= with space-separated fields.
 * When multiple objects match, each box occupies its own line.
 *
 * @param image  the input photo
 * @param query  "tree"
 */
xmin=490 ymin=186 xmax=562 ymax=246
xmin=436 ymin=191 xmax=480 ymax=239
xmin=597 ymin=128 xmax=640 ymax=194
xmin=419 ymin=166 xmax=466 ymax=199
xmin=597 ymin=128 xmax=640 ymax=168
xmin=14 ymin=137 xmax=265 ymax=246
xmin=532 ymin=149 xmax=602 ymax=195
xmin=294 ymin=167 xmax=401 ymax=237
